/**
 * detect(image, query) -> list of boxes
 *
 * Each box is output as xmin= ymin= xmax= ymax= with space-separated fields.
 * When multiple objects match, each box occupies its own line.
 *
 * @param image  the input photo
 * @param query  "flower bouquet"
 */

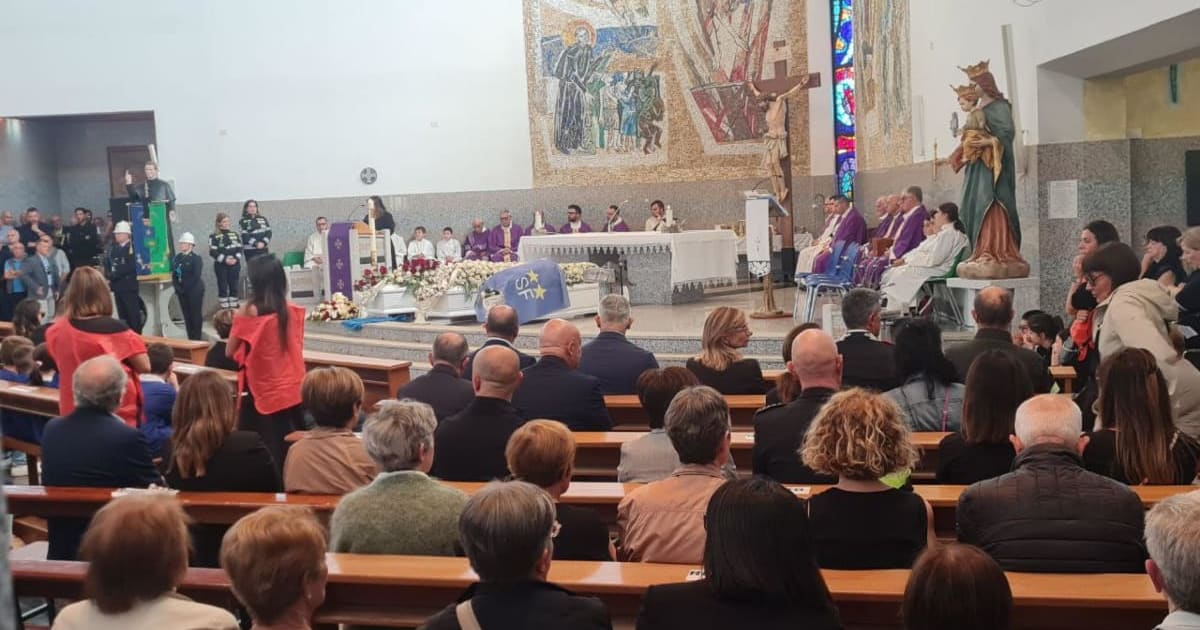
xmin=307 ymin=292 xmax=364 ymax=321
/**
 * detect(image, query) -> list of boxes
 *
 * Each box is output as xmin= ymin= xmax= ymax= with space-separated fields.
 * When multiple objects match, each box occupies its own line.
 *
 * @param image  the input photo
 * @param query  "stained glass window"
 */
xmin=832 ymin=0 xmax=856 ymax=199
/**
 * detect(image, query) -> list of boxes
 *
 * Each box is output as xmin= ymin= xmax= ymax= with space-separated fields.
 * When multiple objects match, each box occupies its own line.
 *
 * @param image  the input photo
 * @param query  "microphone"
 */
xmin=344 ymin=203 xmax=366 ymax=222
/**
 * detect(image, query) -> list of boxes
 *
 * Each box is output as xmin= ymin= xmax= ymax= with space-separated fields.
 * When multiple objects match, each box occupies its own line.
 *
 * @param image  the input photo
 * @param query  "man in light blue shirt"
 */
xmin=1146 ymin=490 xmax=1200 ymax=629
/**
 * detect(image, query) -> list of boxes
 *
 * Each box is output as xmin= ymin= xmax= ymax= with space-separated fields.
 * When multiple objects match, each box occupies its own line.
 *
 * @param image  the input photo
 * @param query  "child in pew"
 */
xmin=30 ymin=342 xmax=57 ymax=388
xmin=205 ymin=308 xmax=239 ymax=372
xmin=139 ymin=343 xmax=178 ymax=458
xmin=0 ymin=336 xmax=47 ymax=445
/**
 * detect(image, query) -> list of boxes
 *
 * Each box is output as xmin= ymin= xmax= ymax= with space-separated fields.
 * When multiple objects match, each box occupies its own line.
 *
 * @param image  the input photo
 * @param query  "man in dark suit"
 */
xmin=397 ymin=332 xmax=474 ymax=422
xmin=463 ymin=304 xmax=536 ymax=380
xmin=579 ymin=293 xmax=659 ymax=394
xmin=513 ymin=319 xmax=612 ymax=431
xmin=431 ymin=346 xmax=525 ymax=481
xmin=836 ymin=288 xmax=898 ymax=391
xmin=41 ymin=355 xmax=163 ymax=560
xmin=753 ymin=329 xmax=841 ymax=484
xmin=945 ymin=286 xmax=1053 ymax=392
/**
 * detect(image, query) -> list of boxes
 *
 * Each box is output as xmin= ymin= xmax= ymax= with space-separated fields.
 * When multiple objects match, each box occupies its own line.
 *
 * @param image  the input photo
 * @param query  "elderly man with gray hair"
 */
xmin=329 ymin=399 xmax=467 ymax=556
xmin=40 ymin=355 xmax=162 ymax=560
xmin=422 ymin=481 xmax=612 ymax=629
xmin=617 ymin=385 xmax=732 ymax=564
xmin=1146 ymin=490 xmax=1200 ymax=629
xmin=836 ymin=288 xmax=898 ymax=391
xmin=579 ymin=293 xmax=659 ymax=394
xmin=957 ymin=394 xmax=1145 ymax=573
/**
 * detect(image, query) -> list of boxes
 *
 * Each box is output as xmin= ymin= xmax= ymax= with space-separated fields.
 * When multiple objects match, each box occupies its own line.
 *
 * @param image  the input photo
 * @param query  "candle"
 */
xmin=665 ymin=205 xmax=674 ymax=227
xmin=535 ymin=210 xmax=544 ymax=230
xmin=368 ymin=214 xmax=378 ymax=267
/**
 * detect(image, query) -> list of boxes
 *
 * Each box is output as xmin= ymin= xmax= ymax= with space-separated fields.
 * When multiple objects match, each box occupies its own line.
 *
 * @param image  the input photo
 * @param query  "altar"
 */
xmin=518 ymin=230 xmax=738 ymax=305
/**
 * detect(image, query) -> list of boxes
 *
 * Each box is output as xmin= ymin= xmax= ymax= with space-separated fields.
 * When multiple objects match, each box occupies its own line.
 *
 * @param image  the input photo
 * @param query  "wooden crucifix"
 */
xmin=745 ymin=40 xmax=820 ymax=317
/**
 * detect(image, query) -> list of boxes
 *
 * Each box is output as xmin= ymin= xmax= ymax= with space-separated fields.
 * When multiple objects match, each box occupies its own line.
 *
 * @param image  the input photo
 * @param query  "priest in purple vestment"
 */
xmin=811 ymin=195 xmax=867 ymax=274
xmin=463 ymin=218 xmax=491 ymax=260
xmin=854 ymin=194 xmax=902 ymax=286
xmin=855 ymin=187 xmax=930 ymax=288
xmin=488 ymin=210 xmax=524 ymax=262
xmin=559 ymin=204 xmax=593 ymax=234
xmin=601 ymin=205 xmax=630 ymax=232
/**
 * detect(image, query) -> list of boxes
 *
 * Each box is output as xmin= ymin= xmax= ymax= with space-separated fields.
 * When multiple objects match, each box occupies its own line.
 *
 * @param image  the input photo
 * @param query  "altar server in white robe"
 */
xmin=795 ymin=199 xmax=839 ymax=273
xmin=303 ymin=216 xmax=329 ymax=269
xmin=437 ymin=227 xmax=462 ymax=262
xmin=880 ymin=203 xmax=969 ymax=313
xmin=407 ymin=226 xmax=436 ymax=260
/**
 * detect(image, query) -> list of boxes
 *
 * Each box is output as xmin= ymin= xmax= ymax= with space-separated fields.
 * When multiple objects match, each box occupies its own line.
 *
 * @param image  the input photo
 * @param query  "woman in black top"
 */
xmin=764 ymin=323 xmax=819 ymax=406
xmin=365 ymin=195 xmax=398 ymax=267
xmin=686 ymin=306 xmax=766 ymax=395
xmin=1084 ymin=348 xmax=1200 ymax=485
xmin=238 ymin=199 xmax=272 ymax=262
xmin=1141 ymin=225 xmax=1185 ymax=287
xmin=165 ymin=370 xmax=281 ymax=567
xmin=1023 ymin=312 xmax=1063 ymax=367
xmin=505 ymin=420 xmax=613 ymax=561
xmin=1067 ymin=220 xmax=1119 ymax=317
xmin=937 ymin=351 xmax=1032 ymax=485
xmin=636 ymin=478 xmax=841 ymax=630
xmin=801 ymin=389 xmax=934 ymax=569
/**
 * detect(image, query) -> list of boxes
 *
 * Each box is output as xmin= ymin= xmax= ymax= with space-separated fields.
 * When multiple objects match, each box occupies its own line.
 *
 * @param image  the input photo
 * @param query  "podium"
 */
xmin=743 ymin=192 xmax=789 ymax=319
xmin=324 ymin=222 xmax=394 ymax=298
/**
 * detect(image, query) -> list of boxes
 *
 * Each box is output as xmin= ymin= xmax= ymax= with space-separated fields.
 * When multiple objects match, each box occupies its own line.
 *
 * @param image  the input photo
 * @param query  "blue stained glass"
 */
xmin=831 ymin=0 xmax=856 ymax=199
xmin=831 ymin=0 xmax=854 ymax=68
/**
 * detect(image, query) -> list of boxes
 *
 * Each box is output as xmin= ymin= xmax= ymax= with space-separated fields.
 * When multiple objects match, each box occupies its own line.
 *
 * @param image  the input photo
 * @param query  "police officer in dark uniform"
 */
xmin=172 ymin=231 xmax=205 ymax=341
xmin=108 ymin=220 xmax=143 ymax=333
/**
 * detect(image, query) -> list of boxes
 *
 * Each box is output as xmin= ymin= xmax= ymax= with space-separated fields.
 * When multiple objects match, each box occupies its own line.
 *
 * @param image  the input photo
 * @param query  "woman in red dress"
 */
xmin=45 ymin=267 xmax=149 ymax=426
xmin=227 ymin=255 xmax=306 ymax=469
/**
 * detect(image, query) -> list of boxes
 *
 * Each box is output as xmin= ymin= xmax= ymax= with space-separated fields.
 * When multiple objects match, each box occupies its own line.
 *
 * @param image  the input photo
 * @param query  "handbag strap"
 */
xmin=941 ymin=386 xmax=952 ymax=432
xmin=455 ymin=600 xmax=483 ymax=630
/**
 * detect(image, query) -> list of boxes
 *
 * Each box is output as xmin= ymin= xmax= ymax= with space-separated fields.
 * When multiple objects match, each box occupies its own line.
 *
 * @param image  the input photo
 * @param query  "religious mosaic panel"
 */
xmin=854 ymin=0 xmax=913 ymax=170
xmin=525 ymin=0 xmax=809 ymax=187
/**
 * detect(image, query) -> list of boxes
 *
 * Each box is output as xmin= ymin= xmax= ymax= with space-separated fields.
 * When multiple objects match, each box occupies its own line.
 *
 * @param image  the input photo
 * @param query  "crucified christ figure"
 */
xmin=746 ymin=77 xmax=813 ymax=202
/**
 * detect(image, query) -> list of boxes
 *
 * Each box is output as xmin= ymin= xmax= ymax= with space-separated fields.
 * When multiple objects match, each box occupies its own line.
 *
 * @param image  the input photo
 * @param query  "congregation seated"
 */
xmin=753 ymin=329 xmax=840 ymax=484
xmin=204 ymin=308 xmax=239 ymax=372
xmin=32 ymin=342 xmax=58 ymax=388
xmin=432 ymin=345 xmax=524 ymax=481
xmin=618 ymin=386 xmax=731 ymax=564
xmin=764 ymin=322 xmax=819 ymax=406
xmin=54 ymin=494 xmax=239 ymax=630
xmin=0 ymin=335 xmax=46 ymax=443
xmin=331 ymin=400 xmax=466 ymax=556
xmin=578 ymin=293 xmax=659 ymax=395
xmin=221 ymin=505 xmax=328 ymax=630
xmin=957 ymin=394 xmax=1146 ymax=573
xmin=1142 ymin=225 xmax=1185 ymax=287
xmin=12 ymin=296 xmax=47 ymax=344
xmin=801 ymin=389 xmax=935 ymax=569
xmin=138 ymin=342 xmax=177 ymax=458
xmin=944 ymin=286 xmax=1053 ymax=393
xmin=1145 ymin=490 xmax=1200 ymax=630
xmin=635 ymin=478 xmax=841 ymax=630
xmin=1084 ymin=348 xmax=1200 ymax=484
xmin=685 ymin=306 xmax=766 ymax=395
xmin=396 ymin=331 xmax=474 ymax=422
xmin=506 ymin=420 xmax=614 ymax=561
xmin=164 ymin=369 xmax=281 ymax=567
xmin=512 ymin=318 xmax=611 ymax=431
xmin=885 ymin=318 xmax=965 ymax=432
xmin=901 ymin=543 xmax=1012 ymax=630
xmin=1171 ymin=227 xmax=1200 ymax=358
xmin=1022 ymin=312 xmax=1063 ymax=368
xmin=1085 ymin=242 xmax=1200 ymax=436
xmin=462 ymin=304 xmax=535 ymax=381
xmin=284 ymin=366 xmax=375 ymax=494
xmin=42 ymin=355 xmax=162 ymax=560
xmin=936 ymin=350 xmax=1030 ymax=484
xmin=836 ymin=288 xmax=898 ymax=391
xmin=422 ymin=481 xmax=613 ymax=630
xmin=879 ymin=202 xmax=967 ymax=315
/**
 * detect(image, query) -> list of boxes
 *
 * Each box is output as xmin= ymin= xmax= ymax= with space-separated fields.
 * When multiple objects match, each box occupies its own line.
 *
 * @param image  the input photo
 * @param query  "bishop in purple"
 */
xmin=488 ymin=210 xmax=524 ymax=262
xmin=812 ymin=195 xmax=868 ymax=274
xmin=463 ymin=219 xmax=491 ymax=260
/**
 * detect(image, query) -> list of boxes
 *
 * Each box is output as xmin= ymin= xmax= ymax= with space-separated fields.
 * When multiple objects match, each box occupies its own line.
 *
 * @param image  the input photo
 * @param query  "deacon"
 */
xmin=171 ymin=232 xmax=205 ymax=340
xmin=601 ymin=205 xmax=630 ymax=232
xmin=124 ymin=161 xmax=177 ymax=221
xmin=488 ymin=210 xmax=523 ymax=263
xmin=303 ymin=217 xmax=329 ymax=269
xmin=463 ymin=219 xmax=491 ymax=260
xmin=108 ymin=221 xmax=143 ymax=333
xmin=560 ymin=205 xmax=592 ymax=234
xmin=810 ymin=194 xmax=866 ymax=274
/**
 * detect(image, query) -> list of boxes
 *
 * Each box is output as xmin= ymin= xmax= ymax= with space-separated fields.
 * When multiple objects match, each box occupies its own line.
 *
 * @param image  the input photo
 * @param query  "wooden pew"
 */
xmin=605 ymin=394 xmax=763 ymax=432
xmin=1 ymin=437 xmax=41 ymax=484
xmin=9 ymin=554 xmax=1168 ymax=629
xmin=1051 ymin=365 xmax=1077 ymax=394
xmin=303 ymin=351 xmax=410 ymax=408
xmin=142 ymin=335 xmax=210 ymax=365
xmin=173 ymin=362 xmax=237 ymax=385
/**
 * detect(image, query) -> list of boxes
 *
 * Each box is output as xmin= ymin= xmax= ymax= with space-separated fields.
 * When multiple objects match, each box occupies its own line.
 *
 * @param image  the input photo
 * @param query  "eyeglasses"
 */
xmin=1084 ymin=273 xmax=1105 ymax=287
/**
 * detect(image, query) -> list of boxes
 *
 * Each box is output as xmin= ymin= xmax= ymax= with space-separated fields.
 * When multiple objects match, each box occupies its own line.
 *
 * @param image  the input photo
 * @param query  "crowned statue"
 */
xmin=950 ymin=60 xmax=1030 ymax=280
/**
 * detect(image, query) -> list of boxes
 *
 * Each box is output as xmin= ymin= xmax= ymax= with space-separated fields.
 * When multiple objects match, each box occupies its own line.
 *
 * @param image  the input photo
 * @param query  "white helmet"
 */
xmin=114 ymin=221 xmax=132 ymax=235
xmin=178 ymin=232 xmax=196 ymax=245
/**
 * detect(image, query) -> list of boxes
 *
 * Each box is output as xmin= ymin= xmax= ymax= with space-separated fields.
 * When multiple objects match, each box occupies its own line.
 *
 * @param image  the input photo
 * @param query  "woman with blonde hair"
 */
xmin=221 ymin=506 xmax=328 ymax=630
xmin=54 ymin=494 xmax=239 ymax=629
xmin=506 ymin=419 xmax=614 ymax=560
xmin=1172 ymin=226 xmax=1200 ymax=364
xmin=209 ymin=211 xmax=243 ymax=309
xmin=1084 ymin=348 xmax=1200 ymax=485
xmin=44 ymin=266 xmax=148 ymax=427
xmin=166 ymin=370 xmax=280 ymax=567
xmin=801 ymin=388 xmax=936 ymax=569
xmin=685 ymin=306 xmax=766 ymax=394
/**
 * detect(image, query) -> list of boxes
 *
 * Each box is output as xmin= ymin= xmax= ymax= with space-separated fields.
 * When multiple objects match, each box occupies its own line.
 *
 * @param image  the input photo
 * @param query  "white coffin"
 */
xmin=366 ymin=285 xmax=416 ymax=315
xmin=426 ymin=283 xmax=601 ymax=320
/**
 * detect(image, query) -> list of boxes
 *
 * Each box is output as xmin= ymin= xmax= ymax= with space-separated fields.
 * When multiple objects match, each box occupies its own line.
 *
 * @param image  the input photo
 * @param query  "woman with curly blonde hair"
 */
xmin=801 ymin=388 xmax=935 ymax=569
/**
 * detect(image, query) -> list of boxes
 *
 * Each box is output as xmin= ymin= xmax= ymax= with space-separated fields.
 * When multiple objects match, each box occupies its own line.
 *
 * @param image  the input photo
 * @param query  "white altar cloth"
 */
xmin=518 ymin=230 xmax=738 ymax=289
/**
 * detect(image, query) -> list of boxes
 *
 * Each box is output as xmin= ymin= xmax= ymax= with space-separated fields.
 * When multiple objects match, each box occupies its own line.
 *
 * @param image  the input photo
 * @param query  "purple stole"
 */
xmin=602 ymin=218 xmax=630 ymax=233
xmin=890 ymin=206 xmax=929 ymax=259
xmin=560 ymin=222 xmax=592 ymax=234
xmin=487 ymin=224 xmax=525 ymax=262
xmin=464 ymin=231 xmax=490 ymax=260
xmin=813 ymin=209 xmax=867 ymax=274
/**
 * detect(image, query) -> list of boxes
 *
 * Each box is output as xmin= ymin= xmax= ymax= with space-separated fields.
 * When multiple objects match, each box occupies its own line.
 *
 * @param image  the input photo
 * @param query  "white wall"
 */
xmin=806 ymin=0 xmax=834 ymax=177
xmin=0 ymin=0 xmax=532 ymax=203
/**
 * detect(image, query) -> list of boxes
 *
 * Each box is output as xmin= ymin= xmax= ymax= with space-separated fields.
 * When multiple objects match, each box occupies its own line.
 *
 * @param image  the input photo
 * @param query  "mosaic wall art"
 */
xmin=525 ymin=0 xmax=809 ymax=187
xmin=854 ymin=0 xmax=912 ymax=170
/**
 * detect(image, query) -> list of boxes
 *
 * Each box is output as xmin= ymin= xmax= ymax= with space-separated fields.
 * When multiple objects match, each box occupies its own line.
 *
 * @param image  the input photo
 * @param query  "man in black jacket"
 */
xmin=753 ymin=328 xmax=841 ymax=483
xmin=836 ymin=288 xmax=898 ymax=391
xmin=463 ymin=304 xmax=536 ymax=380
xmin=513 ymin=319 xmax=612 ymax=431
xmin=957 ymin=394 xmax=1146 ymax=573
xmin=579 ymin=293 xmax=659 ymax=394
xmin=41 ymin=355 xmax=163 ymax=560
xmin=397 ymin=332 xmax=474 ymax=422
xmin=945 ymin=286 xmax=1053 ymax=392
xmin=431 ymin=346 xmax=525 ymax=482
xmin=63 ymin=207 xmax=101 ymax=270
